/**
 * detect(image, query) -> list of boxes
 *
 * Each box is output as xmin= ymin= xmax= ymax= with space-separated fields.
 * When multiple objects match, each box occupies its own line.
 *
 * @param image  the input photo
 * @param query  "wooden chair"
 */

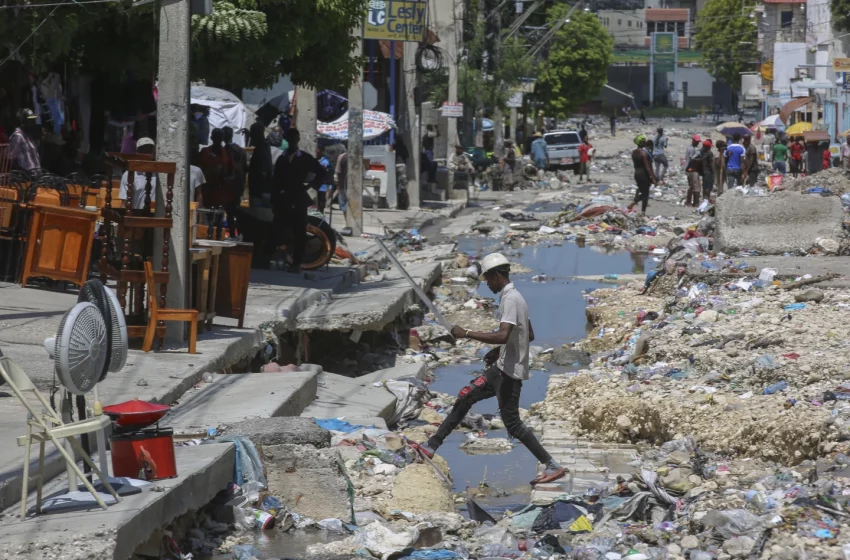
xmin=143 ymin=261 xmax=198 ymax=354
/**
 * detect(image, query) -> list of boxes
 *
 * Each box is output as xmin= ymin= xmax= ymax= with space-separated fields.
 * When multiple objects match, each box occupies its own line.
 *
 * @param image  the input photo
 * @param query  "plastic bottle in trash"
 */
xmin=763 ymin=381 xmax=788 ymax=395
xmin=604 ymin=274 xmax=618 ymax=280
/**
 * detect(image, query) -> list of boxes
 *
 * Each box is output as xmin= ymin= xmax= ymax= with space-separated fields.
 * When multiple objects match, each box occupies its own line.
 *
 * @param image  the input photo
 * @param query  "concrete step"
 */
xmin=300 ymin=364 xmax=425 ymax=425
xmin=0 ymin=443 xmax=235 ymax=559
xmin=295 ymin=262 xmax=442 ymax=332
xmin=301 ymin=372 xmax=398 ymax=423
xmin=168 ymin=371 xmax=319 ymax=435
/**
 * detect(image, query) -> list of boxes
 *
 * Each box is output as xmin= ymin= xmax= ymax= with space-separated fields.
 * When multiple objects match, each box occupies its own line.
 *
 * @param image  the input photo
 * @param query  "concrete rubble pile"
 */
xmin=782 ymin=167 xmax=850 ymax=196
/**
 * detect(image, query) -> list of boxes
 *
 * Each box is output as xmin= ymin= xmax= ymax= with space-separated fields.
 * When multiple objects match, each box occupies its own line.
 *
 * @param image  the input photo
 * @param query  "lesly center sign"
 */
xmin=365 ymin=0 xmax=427 ymax=42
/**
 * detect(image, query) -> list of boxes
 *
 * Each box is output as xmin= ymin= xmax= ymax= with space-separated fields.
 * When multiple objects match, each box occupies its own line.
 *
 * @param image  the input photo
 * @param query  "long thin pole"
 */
xmin=390 ymin=40 xmax=396 ymax=144
xmin=376 ymin=238 xmax=452 ymax=330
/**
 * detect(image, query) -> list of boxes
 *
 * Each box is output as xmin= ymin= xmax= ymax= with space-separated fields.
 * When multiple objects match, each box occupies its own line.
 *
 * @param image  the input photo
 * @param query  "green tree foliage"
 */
xmin=534 ymin=7 xmax=613 ymax=117
xmin=0 ymin=0 xmax=364 ymax=90
xmin=832 ymin=0 xmax=850 ymax=34
xmin=192 ymin=0 xmax=267 ymax=45
xmin=192 ymin=0 xmax=366 ymax=89
xmin=694 ymin=0 xmax=757 ymax=86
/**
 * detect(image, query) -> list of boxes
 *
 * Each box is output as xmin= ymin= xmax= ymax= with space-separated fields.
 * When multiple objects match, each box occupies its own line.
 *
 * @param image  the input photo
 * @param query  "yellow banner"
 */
xmin=364 ymin=0 xmax=427 ymax=42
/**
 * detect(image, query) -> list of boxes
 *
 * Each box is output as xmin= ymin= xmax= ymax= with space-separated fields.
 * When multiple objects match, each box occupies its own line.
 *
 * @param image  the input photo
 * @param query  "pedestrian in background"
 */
xmin=627 ymin=134 xmax=657 ymax=214
xmin=609 ymin=112 xmax=616 ymax=136
xmin=247 ymin=121 xmax=273 ymax=207
xmin=762 ymin=129 xmax=775 ymax=163
xmin=699 ymin=140 xmax=714 ymax=203
xmin=789 ymin=138 xmax=804 ymax=178
xmin=742 ymin=135 xmax=759 ymax=187
xmin=684 ymin=134 xmax=701 ymax=206
xmin=714 ymin=140 xmax=728 ymax=196
xmin=724 ymin=133 xmax=745 ymax=191
xmin=772 ymin=139 xmax=788 ymax=175
xmin=577 ymin=137 xmax=592 ymax=182
xmin=653 ymin=127 xmax=669 ymax=183
xmin=823 ymin=144 xmax=832 ymax=171
xmin=530 ymin=131 xmax=548 ymax=171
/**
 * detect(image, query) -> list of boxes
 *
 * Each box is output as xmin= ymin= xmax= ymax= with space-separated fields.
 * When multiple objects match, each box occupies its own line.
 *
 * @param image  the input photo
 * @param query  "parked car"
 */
xmin=544 ymin=130 xmax=581 ymax=171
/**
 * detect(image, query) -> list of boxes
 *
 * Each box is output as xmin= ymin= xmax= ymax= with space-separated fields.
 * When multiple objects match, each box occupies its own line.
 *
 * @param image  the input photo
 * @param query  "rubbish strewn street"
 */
xmin=4 ymin=0 xmax=850 ymax=556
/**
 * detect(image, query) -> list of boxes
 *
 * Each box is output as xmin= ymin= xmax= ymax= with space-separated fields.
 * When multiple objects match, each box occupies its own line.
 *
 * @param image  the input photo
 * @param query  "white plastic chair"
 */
xmin=0 ymin=356 xmax=120 ymax=518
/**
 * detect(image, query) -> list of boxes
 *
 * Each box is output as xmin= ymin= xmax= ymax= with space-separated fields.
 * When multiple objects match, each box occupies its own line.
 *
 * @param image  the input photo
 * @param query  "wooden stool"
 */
xmin=143 ymin=261 xmax=198 ymax=353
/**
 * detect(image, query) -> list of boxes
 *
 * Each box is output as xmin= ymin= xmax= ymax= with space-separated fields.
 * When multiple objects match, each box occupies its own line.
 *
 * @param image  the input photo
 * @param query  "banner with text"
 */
xmin=365 ymin=0 xmax=427 ymax=42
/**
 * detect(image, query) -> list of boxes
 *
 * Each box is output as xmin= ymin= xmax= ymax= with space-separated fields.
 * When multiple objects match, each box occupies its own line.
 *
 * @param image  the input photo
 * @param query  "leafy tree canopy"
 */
xmin=534 ymin=7 xmax=613 ymax=117
xmin=832 ymin=0 xmax=850 ymax=34
xmin=694 ymin=0 xmax=757 ymax=86
xmin=0 ymin=0 xmax=365 ymax=90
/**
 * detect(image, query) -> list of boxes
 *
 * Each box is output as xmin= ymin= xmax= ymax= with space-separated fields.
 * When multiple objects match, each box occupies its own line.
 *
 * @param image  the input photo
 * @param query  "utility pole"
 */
xmin=493 ymin=4 xmax=504 ymax=157
xmin=346 ymin=28 xmax=364 ymax=235
xmin=446 ymin=0 xmax=460 ymax=154
xmin=402 ymin=41 xmax=421 ymax=208
xmin=156 ymin=0 xmax=191 ymax=339
xmin=295 ymin=87 xmax=317 ymax=156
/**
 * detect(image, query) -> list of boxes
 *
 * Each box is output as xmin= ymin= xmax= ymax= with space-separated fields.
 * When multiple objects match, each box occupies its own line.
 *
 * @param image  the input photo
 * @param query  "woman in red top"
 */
xmin=823 ymin=147 xmax=832 ymax=170
xmin=578 ymin=138 xmax=592 ymax=182
xmin=789 ymin=139 xmax=804 ymax=178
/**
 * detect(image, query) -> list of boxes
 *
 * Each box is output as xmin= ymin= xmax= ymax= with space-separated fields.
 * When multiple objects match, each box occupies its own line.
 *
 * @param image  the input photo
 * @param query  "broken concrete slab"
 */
xmin=301 ymin=372 xmax=398 ymax=422
xmin=263 ymin=444 xmax=353 ymax=523
xmin=0 ymin=443 xmax=234 ymax=560
xmin=294 ymin=262 xmax=442 ymax=332
xmin=223 ymin=417 xmax=331 ymax=448
xmin=168 ymin=371 xmax=319 ymax=434
xmin=715 ymin=191 xmax=844 ymax=255
xmin=355 ymin=363 xmax=427 ymax=384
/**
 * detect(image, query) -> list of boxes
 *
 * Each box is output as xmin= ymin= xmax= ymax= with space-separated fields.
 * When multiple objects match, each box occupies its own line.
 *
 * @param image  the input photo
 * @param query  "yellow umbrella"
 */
xmin=785 ymin=122 xmax=813 ymax=135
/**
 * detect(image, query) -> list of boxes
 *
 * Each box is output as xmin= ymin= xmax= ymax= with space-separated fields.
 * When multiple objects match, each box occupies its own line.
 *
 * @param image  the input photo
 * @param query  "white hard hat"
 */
xmin=479 ymin=252 xmax=510 ymax=279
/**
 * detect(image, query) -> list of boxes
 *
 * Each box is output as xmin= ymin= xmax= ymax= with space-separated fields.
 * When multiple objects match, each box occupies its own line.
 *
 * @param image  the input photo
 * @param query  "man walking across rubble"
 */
xmin=409 ymin=253 xmax=567 ymax=486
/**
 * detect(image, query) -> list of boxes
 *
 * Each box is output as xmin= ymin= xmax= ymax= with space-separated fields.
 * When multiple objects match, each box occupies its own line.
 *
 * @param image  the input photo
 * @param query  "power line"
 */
xmin=0 ymin=0 xmax=121 ymax=9
xmin=0 ymin=2 xmax=62 ymax=68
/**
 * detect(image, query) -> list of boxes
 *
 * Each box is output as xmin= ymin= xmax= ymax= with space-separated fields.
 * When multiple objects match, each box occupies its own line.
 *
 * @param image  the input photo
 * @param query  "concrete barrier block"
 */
xmin=715 ymin=191 xmax=844 ymax=255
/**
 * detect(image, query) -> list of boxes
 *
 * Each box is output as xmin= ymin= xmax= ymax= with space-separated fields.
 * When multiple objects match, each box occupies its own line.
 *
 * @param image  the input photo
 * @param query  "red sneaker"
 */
xmin=530 ymin=467 xmax=568 ymax=486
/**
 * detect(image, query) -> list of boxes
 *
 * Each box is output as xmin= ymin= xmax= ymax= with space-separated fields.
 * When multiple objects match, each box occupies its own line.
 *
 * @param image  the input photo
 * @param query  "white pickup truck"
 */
xmin=544 ymin=130 xmax=582 ymax=171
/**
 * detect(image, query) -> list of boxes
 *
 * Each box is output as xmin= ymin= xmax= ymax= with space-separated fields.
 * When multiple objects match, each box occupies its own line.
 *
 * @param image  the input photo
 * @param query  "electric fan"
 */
xmin=74 ymin=280 xmax=130 ymax=478
xmin=78 ymin=279 xmax=128 ymax=377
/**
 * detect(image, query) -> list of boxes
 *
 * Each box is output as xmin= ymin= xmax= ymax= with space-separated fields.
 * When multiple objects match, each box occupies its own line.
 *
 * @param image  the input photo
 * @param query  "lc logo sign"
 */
xmin=365 ymin=0 xmax=426 ymax=42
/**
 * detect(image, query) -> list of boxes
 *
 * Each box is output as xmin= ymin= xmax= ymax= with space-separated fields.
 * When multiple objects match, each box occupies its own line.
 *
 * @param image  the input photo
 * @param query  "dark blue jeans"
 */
xmin=427 ymin=365 xmax=552 ymax=464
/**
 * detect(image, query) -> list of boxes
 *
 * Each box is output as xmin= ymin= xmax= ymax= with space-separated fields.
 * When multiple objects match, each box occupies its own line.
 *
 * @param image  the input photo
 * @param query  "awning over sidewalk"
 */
xmin=779 ymin=97 xmax=811 ymax=124
xmin=802 ymin=131 xmax=830 ymax=143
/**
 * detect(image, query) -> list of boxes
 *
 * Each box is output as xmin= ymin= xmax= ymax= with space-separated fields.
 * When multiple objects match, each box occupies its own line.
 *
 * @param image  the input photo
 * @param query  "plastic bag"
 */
xmin=231 ymin=544 xmax=261 ymax=559
xmin=353 ymin=521 xmax=419 ymax=557
xmin=474 ymin=523 xmax=518 ymax=556
xmin=703 ymin=509 xmax=766 ymax=538
xmin=318 ymin=518 xmax=346 ymax=534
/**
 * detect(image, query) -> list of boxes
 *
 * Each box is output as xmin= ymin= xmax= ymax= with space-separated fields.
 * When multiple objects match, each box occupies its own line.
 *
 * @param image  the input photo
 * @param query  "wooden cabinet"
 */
xmin=196 ymin=240 xmax=253 ymax=328
xmin=21 ymin=205 xmax=98 ymax=287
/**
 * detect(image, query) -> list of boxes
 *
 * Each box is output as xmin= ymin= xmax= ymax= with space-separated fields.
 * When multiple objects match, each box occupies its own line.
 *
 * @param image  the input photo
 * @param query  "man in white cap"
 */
xmin=118 ymin=137 xmax=206 ymax=210
xmin=410 ymin=253 xmax=567 ymax=486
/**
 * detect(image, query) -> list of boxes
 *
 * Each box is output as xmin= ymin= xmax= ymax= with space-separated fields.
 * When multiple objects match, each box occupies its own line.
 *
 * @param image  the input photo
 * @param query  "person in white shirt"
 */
xmin=409 ymin=253 xmax=567 ymax=487
xmin=119 ymin=137 xmax=205 ymax=209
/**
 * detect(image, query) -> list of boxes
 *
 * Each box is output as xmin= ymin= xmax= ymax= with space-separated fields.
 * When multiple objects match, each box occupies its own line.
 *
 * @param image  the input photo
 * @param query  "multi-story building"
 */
xmin=597 ymin=2 xmax=729 ymax=110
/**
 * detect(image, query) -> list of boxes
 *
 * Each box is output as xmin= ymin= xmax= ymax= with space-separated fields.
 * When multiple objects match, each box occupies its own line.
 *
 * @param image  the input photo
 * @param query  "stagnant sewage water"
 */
xmin=243 ymin=237 xmax=652 ymax=558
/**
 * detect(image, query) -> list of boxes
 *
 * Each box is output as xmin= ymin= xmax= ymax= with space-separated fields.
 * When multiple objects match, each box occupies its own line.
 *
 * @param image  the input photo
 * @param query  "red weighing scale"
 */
xmin=103 ymin=400 xmax=177 ymax=481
